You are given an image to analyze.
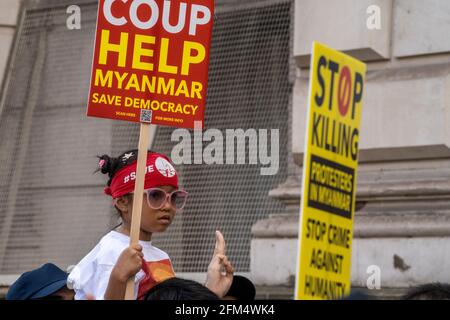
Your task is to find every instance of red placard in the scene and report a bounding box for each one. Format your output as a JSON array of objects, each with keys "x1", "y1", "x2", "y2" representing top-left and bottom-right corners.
[{"x1": 86, "y1": 0, "x2": 214, "y2": 129}]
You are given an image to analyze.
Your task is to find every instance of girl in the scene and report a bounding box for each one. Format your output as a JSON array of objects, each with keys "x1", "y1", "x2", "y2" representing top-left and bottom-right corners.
[{"x1": 67, "y1": 150, "x2": 188, "y2": 300}]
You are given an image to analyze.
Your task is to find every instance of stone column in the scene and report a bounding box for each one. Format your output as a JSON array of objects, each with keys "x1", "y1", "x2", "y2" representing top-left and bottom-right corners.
[{"x1": 251, "y1": 0, "x2": 450, "y2": 293}]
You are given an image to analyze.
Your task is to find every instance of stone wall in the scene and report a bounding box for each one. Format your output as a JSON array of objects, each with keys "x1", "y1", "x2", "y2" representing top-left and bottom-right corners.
[{"x1": 251, "y1": 0, "x2": 450, "y2": 296}]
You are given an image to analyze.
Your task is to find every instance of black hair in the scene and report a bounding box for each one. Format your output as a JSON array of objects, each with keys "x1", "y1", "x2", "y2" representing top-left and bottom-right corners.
[
  {"x1": 224, "y1": 275, "x2": 256, "y2": 300},
  {"x1": 402, "y1": 283, "x2": 450, "y2": 300},
  {"x1": 145, "y1": 278, "x2": 219, "y2": 300},
  {"x1": 96, "y1": 149, "x2": 143, "y2": 227},
  {"x1": 96, "y1": 149, "x2": 140, "y2": 187}
]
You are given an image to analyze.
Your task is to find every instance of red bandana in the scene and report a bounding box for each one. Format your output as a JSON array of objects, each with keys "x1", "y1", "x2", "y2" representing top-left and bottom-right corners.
[{"x1": 104, "y1": 153, "x2": 179, "y2": 198}]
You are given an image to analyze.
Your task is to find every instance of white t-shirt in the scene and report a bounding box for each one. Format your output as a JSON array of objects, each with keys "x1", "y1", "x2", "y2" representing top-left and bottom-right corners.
[{"x1": 67, "y1": 231, "x2": 175, "y2": 300}]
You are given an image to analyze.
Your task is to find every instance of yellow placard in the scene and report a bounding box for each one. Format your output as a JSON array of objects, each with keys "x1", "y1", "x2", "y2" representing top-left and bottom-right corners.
[{"x1": 295, "y1": 42, "x2": 366, "y2": 300}]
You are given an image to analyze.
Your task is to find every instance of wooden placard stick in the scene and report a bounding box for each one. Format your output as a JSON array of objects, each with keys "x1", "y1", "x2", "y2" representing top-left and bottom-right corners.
[{"x1": 124, "y1": 123, "x2": 151, "y2": 300}]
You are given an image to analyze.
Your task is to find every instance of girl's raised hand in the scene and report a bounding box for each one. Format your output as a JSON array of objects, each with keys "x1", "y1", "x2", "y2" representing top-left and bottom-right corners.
[{"x1": 205, "y1": 230, "x2": 234, "y2": 298}]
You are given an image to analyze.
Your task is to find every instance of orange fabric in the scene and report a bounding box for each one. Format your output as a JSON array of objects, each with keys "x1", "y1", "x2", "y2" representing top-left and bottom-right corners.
[{"x1": 137, "y1": 259, "x2": 175, "y2": 300}]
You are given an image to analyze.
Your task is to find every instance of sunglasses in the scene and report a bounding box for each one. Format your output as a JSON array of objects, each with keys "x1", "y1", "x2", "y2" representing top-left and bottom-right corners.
[{"x1": 144, "y1": 188, "x2": 188, "y2": 210}]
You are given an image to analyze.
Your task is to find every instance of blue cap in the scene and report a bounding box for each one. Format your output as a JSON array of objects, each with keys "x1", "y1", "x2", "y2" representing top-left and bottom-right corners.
[{"x1": 6, "y1": 263, "x2": 68, "y2": 300}]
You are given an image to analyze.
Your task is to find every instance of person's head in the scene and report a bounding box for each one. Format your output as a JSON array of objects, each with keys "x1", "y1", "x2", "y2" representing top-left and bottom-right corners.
[
  {"x1": 145, "y1": 277, "x2": 219, "y2": 300},
  {"x1": 403, "y1": 283, "x2": 450, "y2": 300},
  {"x1": 98, "y1": 150, "x2": 187, "y2": 237},
  {"x1": 6, "y1": 263, "x2": 74, "y2": 300},
  {"x1": 223, "y1": 275, "x2": 256, "y2": 300}
]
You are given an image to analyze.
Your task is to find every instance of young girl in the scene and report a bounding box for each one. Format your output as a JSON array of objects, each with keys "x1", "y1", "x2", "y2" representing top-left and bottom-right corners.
[{"x1": 67, "y1": 150, "x2": 188, "y2": 300}]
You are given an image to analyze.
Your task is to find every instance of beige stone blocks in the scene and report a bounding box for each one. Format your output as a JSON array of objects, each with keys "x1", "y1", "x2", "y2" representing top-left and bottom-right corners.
[{"x1": 294, "y1": 0, "x2": 392, "y2": 66}]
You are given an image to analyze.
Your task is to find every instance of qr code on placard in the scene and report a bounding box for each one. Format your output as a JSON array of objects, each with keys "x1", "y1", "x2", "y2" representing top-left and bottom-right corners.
[{"x1": 140, "y1": 109, "x2": 152, "y2": 123}]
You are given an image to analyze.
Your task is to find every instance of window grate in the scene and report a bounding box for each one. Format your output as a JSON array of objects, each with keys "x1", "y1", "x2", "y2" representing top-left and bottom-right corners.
[{"x1": 0, "y1": 0, "x2": 292, "y2": 274}]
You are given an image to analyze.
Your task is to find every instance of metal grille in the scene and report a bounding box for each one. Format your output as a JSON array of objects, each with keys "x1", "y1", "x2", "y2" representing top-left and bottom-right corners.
[
  {"x1": 152, "y1": 0, "x2": 293, "y2": 272},
  {"x1": 0, "y1": 2, "x2": 114, "y2": 273},
  {"x1": 0, "y1": 0, "x2": 292, "y2": 274}
]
